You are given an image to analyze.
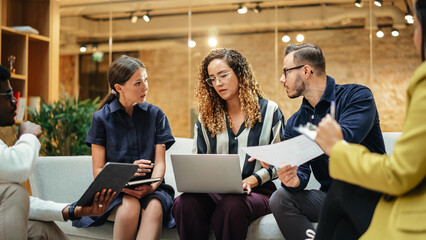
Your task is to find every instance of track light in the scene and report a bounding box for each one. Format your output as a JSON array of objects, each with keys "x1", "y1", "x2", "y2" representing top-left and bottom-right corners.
[
  {"x1": 354, "y1": 0, "x2": 362, "y2": 8},
  {"x1": 80, "y1": 44, "x2": 87, "y2": 53},
  {"x1": 143, "y1": 11, "x2": 151, "y2": 22},
  {"x1": 405, "y1": 14, "x2": 414, "y2": 24},
  {"x1": 237, "y1": 4, "x2": 248, "y2": 14},
  {"x1": 374, "y1": 0, "x2": 382, "y2": 7},
  {"x1": 253, "y1": 4, "x2": 262, "y2": 14},
  {"x1": 208, "y1": 37, "x2": 218, "y2": 47},
  {"x1": 130, "y1": 13, "x2": 138, "y2": 23},
  {"x1": 391, "y1": 29, "x2": 399, "y2": 37},
  {"x1": 188, "y1": 39, "x2": 196, "y2": 48},
  {"x1": 376, "y1": 30, "x2": 384, "y2": 38},
  {"x1": 296, "y1": 34, "x2": 304, "y2": 42},
  {"x1": 92, "y1": 43, "x2": 98, "y2": 52},
  {"x1": 281, "y1": 35, "x2": 290, "y2": 43}
]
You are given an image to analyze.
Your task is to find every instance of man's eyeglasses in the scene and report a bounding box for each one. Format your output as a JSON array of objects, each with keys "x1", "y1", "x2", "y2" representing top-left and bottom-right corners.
[
  {"x1": 205, "y1": 71, "x2": 233, "y2": 87},
  {"x1": 0, "y1": 90, "x2": 14, "y2": 101},
  {"x1": 283, "y1": 65, "x2": 306, "y2": 78}
]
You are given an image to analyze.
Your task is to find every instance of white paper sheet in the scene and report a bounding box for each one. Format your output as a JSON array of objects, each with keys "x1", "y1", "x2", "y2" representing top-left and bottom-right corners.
[{"x1": 242, "y1": 135, "x2": 324, "y2": 168}]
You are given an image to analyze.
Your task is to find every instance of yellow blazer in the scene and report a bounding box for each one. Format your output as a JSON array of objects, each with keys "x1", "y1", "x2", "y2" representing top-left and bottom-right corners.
[{"x1": 329, "y1": 62, "x2": 426, "y2": 240}]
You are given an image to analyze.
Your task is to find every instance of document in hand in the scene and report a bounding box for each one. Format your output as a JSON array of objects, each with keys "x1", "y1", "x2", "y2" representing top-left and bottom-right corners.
[
  {"x1": 242, "y1": 135, "x2": 324, "y2": 168},
  {"x1": 76, "y1": 162, "x2": 138, "y2": 206}
]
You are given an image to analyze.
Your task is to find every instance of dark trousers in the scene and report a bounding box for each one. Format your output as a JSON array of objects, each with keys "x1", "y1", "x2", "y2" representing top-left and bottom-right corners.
[
  {"x1": 315, "y1": 180, "x2": 381, "y2": 240},
  {"x1": 269, "y1": 187, "x2": 326, "y2": 240},
  {"x1": 172, "y1": 192, "x2": 270, "y2": 240}
]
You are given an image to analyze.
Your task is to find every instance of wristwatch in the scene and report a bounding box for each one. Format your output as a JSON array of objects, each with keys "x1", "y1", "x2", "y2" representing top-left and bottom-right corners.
[{"x1": 68, "y1": 202, "x2": 81, "y2": 221}]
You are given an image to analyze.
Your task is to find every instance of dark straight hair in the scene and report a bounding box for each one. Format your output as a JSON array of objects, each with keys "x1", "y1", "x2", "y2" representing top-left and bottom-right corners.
[
  {"x1": 98, "y1": 55, "x2": 145, "y2": 110},
  {"x1": 416, "y1": 0, "x2": 426, "y2": 61},
  {"x1": 284, "y1": 43, "x2": 326, "y2": 75}
]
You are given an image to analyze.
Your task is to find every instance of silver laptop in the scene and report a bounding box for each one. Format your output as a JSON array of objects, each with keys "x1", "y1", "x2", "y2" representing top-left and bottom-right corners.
[{"x1": 171, "y1": 154, "x2": 245, "y2": 194}]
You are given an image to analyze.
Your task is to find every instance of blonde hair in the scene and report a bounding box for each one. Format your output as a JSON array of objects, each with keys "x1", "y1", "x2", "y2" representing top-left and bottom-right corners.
[{"x1": 195, "y1": 48, "x2": 264, "y2": 137}]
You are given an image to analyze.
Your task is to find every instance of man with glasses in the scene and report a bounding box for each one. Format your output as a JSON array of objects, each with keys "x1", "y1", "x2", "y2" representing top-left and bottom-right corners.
[
  {"x1": 0, "y1": 65, "x2": 115, "y2": 239},
  {"x1": 268, "y1": 43, "x2": 385, "y2": 240}
]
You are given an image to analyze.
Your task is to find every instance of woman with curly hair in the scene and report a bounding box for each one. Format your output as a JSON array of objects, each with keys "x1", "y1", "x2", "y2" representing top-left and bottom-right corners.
[{"x1": 172, "y1": 48, "x2": 285, "y2": 240}]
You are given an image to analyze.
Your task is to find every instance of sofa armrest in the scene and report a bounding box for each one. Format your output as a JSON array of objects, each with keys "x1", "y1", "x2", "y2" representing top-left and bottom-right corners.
[{"x1": 29, "y1": 156, "x2": 94, "y2": 204}]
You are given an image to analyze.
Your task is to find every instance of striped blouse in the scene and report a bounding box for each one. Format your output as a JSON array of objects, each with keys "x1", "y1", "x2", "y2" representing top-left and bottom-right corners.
[{"x1": 193, "y1": 98, "x2": 285, "y2": 185}]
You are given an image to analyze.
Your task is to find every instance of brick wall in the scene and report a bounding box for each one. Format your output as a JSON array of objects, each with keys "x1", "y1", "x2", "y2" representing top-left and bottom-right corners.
[{"x1": 59, "y1": 27, "x2": 419, "y2": 138}]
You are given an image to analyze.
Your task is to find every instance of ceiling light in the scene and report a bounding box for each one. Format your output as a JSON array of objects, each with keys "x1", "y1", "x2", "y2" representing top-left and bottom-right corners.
[
  {"x1": 188, "y1": 39, "x2": 196, "y2": 48},
  {"x1": 143, "y1": 12, "x2": 151, "y2": 22},
  {"x1": 208, "y1": 37, "x2": 218, "y2": 47},
  {"x1": 92, "y1": 43, "x2": 98, "y2": 52},
  {"x1": 354, "y1": 0, "x2": 362, "y2": 8},
  {"x1": 281, "y1": 35, "x2": 291, "y2": 43},
  {"x1": 405, "y1": 14, "x2": 414, "y2": 24},
  {"x1": 376, "y1": 30, "x2": 384, "y2": 38},
  {"x1": 296, "y1": 34, "x2": 304, "y2": 42},
  {"x1": 253, "y1": 4, "x2": 262, "y2": 14},
  {"x1": 80, "y1": 45, "x2": 87, "y2": 53},
  {"x1": 130, "y1": 13, "x2": 138, "y2": 23},
  {"x1": 374, "y1": 0, "x2": 382, "y2": 7},
  {"x1": 391, "y1": 29, "x2": 399, "y2": 37},
  {"x1": 238, "y1": 4, "x2": 248, "y2": 14}
]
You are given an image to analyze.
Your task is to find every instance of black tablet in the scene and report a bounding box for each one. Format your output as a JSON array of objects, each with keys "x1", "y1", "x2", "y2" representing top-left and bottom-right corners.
[{"x1": 76, "y1": 162, "x2": 138, "y2": 206}]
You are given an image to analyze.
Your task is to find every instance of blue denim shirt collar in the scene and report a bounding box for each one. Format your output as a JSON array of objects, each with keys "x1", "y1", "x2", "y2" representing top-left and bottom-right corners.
[
  {"x1": 110, "y1": 97, "x2": 149, "y2": 113},
  {"x1": 301, "y1": 75, "x2": 336, "y2": 109}
]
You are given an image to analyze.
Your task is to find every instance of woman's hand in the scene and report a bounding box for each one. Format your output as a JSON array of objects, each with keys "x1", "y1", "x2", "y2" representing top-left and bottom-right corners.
[
  {"x1": 121, "y1": 184, "x2": 154, "y2": 199},
  {"x1": 133, "y1": 159, "x2": 154, "y2": 177},
  {"x1": 248, "y1": 157, "x2": 269, "y2": 169},
  {"x1": 242, "y1": 175, "x2": 259, "y2": 195},
  {"x1": 315, "y1": 115, "x2": 344, "y2": 156}
]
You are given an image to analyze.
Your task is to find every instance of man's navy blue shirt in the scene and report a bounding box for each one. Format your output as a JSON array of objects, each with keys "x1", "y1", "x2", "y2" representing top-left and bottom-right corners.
[{"x1": 284, "y1": 76, "x2": 386, "y2": 192}]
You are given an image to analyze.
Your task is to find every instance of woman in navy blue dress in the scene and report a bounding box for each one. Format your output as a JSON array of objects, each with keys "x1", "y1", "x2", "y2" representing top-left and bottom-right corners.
[{"x1": 74, "y1": 55, "x2": 175, "y2": 240}]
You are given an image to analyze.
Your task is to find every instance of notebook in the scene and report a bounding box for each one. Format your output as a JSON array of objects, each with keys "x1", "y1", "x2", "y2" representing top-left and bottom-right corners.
[
  {"x1": 76, "y1": 162, "x2": 138, "y2": 206},
  {"x1": 170, "y1": 154, "x2": 245, "y2": 194},
  {"x1": 125, "y1": 177, "x2": 162, "y2": 189}
]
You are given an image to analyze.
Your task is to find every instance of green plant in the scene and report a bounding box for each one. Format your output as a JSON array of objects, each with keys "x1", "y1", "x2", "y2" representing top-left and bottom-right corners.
[{"x1": 29, "y1": 94, "x2": 99, "y2": 156}]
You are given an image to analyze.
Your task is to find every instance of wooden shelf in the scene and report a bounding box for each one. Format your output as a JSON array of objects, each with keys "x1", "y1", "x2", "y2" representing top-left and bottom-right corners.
[
  {"x1": 1, "y1": 0, "x2": 56, "y2": 122},
  {"x1": 10, "y1": 73, "x2": 26, "y2": 80},
  {"x1": 1, "y1": 26, "x2": 26, "y2": 36},
  {"x1": 29, "y1": 34, "x2": 50, "y2": 43}
]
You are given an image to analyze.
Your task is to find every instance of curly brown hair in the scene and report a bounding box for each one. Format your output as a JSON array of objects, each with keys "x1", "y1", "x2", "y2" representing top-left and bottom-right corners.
[{"x1": 195, "y1": 48, "x2": 264, "y2": 137}]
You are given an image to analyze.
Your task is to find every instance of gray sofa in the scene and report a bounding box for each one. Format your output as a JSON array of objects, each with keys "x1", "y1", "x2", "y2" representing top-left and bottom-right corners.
[{"x1": 29, "y1": 133, "x2": 401, "y2": 240}]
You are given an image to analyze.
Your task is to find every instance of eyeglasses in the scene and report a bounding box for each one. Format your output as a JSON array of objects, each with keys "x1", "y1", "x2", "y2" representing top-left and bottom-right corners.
[
  {"x1": 0, "y1": 89, "x2": 14, "y2": 102},
  {"x1": 283, "y1": 65, "x2": 306, "y2": 78},
  {"x1": 205, "y1": 71, "x2": 233, "y2": 87}
]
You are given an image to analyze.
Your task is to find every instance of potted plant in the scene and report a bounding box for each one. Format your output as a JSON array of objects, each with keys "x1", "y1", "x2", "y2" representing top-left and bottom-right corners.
[{"x1": 29, "y1": 94, "x2": 99, "y2": 156}]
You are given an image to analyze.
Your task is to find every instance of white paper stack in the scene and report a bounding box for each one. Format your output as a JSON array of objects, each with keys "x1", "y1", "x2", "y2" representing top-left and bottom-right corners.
[{"x1": 10, "y1": 26, "x2": 39, "y2": 35}]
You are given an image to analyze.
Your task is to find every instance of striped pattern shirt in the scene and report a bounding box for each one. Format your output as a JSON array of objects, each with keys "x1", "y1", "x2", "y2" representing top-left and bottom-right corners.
[{"x1": 193, "y1": 98, "x2": 285, "y2": 185}]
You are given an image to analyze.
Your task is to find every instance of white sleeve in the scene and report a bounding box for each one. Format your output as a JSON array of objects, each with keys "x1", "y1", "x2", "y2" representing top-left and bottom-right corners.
[
  {"x1": 29, "y1": 196, "x2": 68, "y2": 222},
  {"x1": 0, "y1": 134, "x2": 40, "y2": 183}
]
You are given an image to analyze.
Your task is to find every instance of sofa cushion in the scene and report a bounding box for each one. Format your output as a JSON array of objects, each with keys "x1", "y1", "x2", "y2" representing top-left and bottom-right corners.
[{"x1": 30, "y1": 134, "x2": 400, "y2": 239}]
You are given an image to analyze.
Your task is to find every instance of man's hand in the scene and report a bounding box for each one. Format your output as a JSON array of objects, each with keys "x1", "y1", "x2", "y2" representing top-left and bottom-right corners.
[
  {"x1": 66, "y1": 189, "x2": 116, "y2": 220},
  {"x1": 133, "y1": 159, "x2": 154, "y2": 177},
  {"x1": 277, "y1": 165, "x2": 300, "y2": 188},
  {"x1": 17, "y1": 121, "x2": 42, "y2": 139},
  {"x1": 121, "y1": 184, "x2": 154, "y2": 199}
]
